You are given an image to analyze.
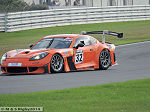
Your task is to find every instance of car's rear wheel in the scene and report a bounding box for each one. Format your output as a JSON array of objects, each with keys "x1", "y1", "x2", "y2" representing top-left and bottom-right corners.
[
  {"x1": 50, "y1": 54, "x2": 64, "y2": 73},
  {"x1": 99, "y1": 49, "x2": 111, "y2": 70}
]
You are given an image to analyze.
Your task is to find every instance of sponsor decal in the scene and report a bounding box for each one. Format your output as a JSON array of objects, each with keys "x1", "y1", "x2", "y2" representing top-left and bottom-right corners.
[
  {"x1": 64, "y1": 37, "x2": 73, "y2": 41},
  {"x1": 70, "y1": 50, "x2": 74, "y2": 56}
]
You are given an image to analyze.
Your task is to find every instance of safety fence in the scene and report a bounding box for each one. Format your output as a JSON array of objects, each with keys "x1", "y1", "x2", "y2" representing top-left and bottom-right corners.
[{"x1": 0, "y1": 5, "x2": 150, "y2": 32}]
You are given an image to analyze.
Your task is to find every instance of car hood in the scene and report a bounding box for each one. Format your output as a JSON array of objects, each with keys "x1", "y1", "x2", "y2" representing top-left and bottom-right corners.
[{"x1": 6, "y1": 49, "x2": 51, "y2": 59}]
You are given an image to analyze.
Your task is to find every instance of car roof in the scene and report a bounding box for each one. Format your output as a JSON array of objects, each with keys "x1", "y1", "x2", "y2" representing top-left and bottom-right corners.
[{"x1": 43, "y1": 34, "x2": 87, "y2": 39}]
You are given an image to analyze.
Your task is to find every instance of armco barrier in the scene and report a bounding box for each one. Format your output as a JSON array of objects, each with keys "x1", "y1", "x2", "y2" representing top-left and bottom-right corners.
[
  {"x1": 0, "y1": 5, "x2": 150, "y2": 32},
  {"x1": 0, "y1": 13, "x2": 5, "y2": 32}
]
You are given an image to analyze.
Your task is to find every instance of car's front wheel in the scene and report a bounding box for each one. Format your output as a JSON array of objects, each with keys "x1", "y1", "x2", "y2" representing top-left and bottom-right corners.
[
  {"x1": 99, "y1": 49, "x2": 111, "y2": 70},
  {"x1": 50, "y1": 54, "x2": 64, "y2": 73}
]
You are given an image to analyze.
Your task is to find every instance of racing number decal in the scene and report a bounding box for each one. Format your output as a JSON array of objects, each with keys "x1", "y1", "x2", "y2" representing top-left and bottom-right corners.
[{"x1": 75, "y1": 50, "x2": 83, "y2": 64}]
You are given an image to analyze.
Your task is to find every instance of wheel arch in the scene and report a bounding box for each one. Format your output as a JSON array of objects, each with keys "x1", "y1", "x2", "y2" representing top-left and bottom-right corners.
[
  {"x1": 50, "y1": 53, "x2": 65, "y2": 73},
  {"x1": 99, "y1": 48, "x2": 111, "y2": 61},
  {"x1": 98, "y1": 48, "x2": 112, "y2": 70}
]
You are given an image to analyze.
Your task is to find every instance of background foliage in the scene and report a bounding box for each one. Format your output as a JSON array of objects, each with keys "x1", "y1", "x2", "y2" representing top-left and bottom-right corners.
[{"x1": 0, "y1": 0, "x2": 49, "y2": 13}]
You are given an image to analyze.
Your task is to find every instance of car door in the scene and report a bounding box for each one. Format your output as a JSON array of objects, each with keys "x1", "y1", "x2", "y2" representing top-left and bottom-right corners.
[{"x1": 72, "y1": 36, "x2": 96, "y2": 69}]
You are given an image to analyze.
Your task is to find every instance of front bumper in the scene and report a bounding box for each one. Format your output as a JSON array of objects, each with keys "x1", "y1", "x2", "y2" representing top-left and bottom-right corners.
[{"x1": 1, "y1": 58, "x2": 50, "y2": 74}]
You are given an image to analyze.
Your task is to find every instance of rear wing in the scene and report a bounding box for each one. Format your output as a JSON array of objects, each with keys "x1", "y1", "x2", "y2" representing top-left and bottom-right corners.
[{"x1": 80, "y1": 30, "x2": 123, "y2": 44}]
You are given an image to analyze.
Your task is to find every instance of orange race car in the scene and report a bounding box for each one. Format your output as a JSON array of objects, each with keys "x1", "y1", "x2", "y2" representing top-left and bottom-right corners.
[{"x1": 1, "y1": 31, "x2": 123, "y2": 74}]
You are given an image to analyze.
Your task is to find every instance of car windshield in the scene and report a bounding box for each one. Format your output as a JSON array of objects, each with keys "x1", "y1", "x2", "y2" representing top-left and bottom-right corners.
[{"x1": 32, "y1": 37, "x2": 73, "y2": 49}]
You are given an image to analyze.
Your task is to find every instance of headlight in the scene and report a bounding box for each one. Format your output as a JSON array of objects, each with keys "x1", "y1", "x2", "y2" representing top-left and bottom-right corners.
[
  {"x1": 29, "y1": 52, "x2": 49, "y2": 61},
  {"x1": 1, "y1": 53, "x2": 7, "y2": 64}
]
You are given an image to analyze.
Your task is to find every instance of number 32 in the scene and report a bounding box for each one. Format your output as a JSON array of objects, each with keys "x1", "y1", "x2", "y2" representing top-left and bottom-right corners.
[{"x1": 75, "y1": 52, "x2": 83, "y2": 64}]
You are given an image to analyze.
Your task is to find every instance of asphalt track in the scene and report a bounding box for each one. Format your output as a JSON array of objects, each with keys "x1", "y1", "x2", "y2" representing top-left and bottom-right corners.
[{"x1": 0, "y1": 41, "x2": 150, "y2": 94}]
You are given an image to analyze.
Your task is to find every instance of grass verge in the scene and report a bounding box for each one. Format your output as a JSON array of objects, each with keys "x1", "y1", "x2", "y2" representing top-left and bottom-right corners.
[
  {"x1": 0, "y1": 20, "x2": 150, "y2": 57},
  {"x1": 0, "y1": 78, "x2": 150, "y2": 112}
]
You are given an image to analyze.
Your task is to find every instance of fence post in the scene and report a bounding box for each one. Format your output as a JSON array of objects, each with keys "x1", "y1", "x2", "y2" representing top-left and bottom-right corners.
[{"x1": 4, "y1": 12, "x2": 8, "y2": 33}]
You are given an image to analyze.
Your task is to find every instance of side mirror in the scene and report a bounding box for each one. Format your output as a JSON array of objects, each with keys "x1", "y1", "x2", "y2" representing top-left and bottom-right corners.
[
  {"x1": 75, "y1": 42, "x2": 84, "y2": 49},
  {"x1": 29, "y1": 44, "x2": 34, "y2": 48}
]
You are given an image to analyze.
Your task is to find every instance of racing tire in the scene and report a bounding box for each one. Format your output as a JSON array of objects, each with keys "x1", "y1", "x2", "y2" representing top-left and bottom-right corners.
[
  {"x1": 50, "y1": 54, "x2": 64, "y2": 73},
  {"x1": 99, "y1": 49, "x2": 111, "y2": 70}
]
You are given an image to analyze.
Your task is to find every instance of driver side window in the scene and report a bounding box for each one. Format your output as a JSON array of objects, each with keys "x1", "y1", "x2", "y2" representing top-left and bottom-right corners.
[{"x1": 73, "y1": 37, "x2": 91, "y2": 48}]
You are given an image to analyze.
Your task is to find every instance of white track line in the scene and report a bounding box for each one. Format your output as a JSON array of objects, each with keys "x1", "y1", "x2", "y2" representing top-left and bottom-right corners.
[{"x1": 116, "y1": 41, "x2": 150, "y2": 48}]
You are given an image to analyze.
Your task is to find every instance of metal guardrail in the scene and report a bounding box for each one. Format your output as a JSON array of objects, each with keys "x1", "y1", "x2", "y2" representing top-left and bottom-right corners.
[
  {"x1": 0, "y1": 14, "x2": 5, "y2": 32},
  {"x1": 0, "y1": 5, "x2": 150, "y2": 32}
]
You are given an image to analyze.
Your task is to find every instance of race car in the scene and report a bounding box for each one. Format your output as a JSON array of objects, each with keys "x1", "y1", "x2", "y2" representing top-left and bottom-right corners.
[{"x1": 1, "y1": 30, "x2": 123, "y2": 74}]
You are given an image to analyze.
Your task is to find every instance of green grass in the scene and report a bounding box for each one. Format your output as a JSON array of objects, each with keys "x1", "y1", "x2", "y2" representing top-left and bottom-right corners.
[
  {"x1": 0, "y1": 78, "x2": 150, "y2": 112},
  {"x1": 0, "y1": 20, "x2": 150, "y2": 58}
]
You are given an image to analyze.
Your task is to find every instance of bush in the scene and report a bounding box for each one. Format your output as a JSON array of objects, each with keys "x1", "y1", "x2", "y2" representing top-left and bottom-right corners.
[
  {"x1": 0, "y1": 0, "x2": 49, "y2": 13},
  {"x1": 27, "y1": 4, "x2": 49, "y2": 11},
  {"x1": 0, "y1": 0, "x2": 28, "y2": 13}
]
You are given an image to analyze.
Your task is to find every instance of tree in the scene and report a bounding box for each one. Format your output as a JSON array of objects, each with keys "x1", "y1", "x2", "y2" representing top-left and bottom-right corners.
[{"x1": 0, "y1": 0, "x2": 28, "y2": 13}]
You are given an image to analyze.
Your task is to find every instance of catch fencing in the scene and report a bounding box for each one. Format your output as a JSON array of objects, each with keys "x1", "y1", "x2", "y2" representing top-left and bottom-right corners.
[{"x1": 0, "y1": 5, "x2": 150, "y2": 32}]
